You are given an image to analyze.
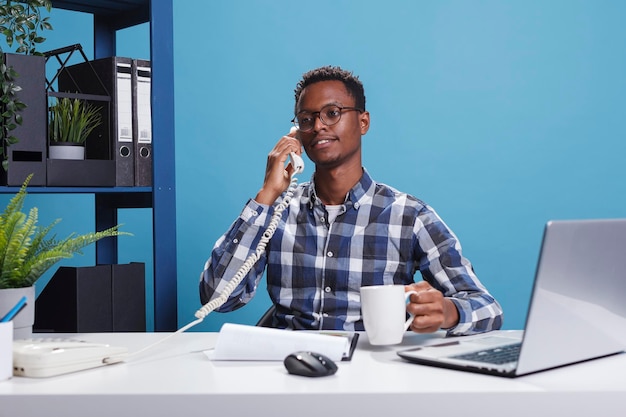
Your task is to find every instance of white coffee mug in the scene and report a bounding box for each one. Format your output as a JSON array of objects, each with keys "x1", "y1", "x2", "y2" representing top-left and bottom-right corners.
[{"x1": 360, "y1": 285, "x2": 418, "y2": 346}]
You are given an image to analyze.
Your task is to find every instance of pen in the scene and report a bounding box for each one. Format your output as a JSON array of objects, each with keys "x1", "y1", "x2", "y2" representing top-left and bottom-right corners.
[{"x1": 0, "y1": 296, "x2": 28, "y2": 322}]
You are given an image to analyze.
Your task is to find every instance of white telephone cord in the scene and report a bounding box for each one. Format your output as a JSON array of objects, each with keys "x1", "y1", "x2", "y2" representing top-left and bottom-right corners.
[
  {"x1": 194, "y1": 175, "x2": 298, "y2": 319},
  {"x1": 114, "y1": 175, "x2": 300, "y2": 362}
]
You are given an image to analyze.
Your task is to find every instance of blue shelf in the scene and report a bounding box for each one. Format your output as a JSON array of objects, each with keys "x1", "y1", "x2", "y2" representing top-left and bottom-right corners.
[
  {"x1": 42, "y1": 1, "x2": 177, "y2": 331},
  {"x1": 0, "y1": 186, "x2": 152, "y2": 194}
]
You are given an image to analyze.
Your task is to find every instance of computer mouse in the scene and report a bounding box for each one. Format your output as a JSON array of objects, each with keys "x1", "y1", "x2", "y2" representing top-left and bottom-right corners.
[{"x1": 283, "y1": 351, "x2": 338, "y2": 377}]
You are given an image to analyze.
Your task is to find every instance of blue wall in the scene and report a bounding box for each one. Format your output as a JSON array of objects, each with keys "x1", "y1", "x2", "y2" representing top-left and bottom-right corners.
[
  {"x1": 4, "y1": 1, "x2": 625, "y2": 334},
  {"x1": 174, "y1": 0, "x2": 626, "y2": 332}
]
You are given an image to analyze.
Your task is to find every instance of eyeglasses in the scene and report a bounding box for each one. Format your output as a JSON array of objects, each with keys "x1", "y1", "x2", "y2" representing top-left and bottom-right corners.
[{"x1": 291, "y1": 104, "x2": 362, "y2": 132}]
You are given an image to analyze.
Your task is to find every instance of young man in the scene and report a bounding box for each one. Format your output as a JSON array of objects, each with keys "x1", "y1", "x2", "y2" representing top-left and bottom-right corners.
[{"x1": 200, "y1": 65, "x2": 503, "y2": 335}]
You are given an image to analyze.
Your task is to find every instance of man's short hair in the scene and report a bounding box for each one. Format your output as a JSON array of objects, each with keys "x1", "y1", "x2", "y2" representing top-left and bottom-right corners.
[{"x1": 294, "y1": 66, "x2": 366, "y2": 113}]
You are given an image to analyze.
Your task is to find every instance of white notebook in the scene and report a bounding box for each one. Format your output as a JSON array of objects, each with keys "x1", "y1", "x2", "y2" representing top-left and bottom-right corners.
[{"x1": 204, "y1": 323, "x2": 354, "y2": 362}]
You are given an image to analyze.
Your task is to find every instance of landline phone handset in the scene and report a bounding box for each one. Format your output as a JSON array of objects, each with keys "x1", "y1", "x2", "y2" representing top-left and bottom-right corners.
[{"x1": 120, "y1": 128, "x2": 305, "y2": 359}]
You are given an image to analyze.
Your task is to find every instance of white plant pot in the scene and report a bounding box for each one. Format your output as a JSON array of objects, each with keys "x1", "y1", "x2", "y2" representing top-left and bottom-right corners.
[
  {"x1": 0, "y1": 286, "x2": 35, "y2": 339},
  {"x1": 49, "y1": 144, "x2": 85, "y2": 160}
]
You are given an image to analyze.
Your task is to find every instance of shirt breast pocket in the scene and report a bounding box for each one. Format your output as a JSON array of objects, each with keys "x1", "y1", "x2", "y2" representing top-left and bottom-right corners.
[{"x1": 360, "y1": 238, "x2": 410, "y2": 281}]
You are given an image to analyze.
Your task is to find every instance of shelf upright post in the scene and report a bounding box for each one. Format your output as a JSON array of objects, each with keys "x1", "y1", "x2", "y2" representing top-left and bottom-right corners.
[
  {"x1": 150, "y1": 0, "x2": 178, "y2": 331},
  {"x1": 93, "y1": 15, "x2": 116, "y2": 59}
]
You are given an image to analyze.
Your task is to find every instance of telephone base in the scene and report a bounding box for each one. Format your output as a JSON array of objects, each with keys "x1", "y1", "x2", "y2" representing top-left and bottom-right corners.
[{"x1": 13, "y1": 338, "x2": 128, "y2": 378}]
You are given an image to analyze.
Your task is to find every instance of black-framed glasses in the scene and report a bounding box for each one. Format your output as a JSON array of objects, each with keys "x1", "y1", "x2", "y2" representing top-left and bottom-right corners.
[{"x1": 291, "y1": 104, "x2": 363, "y2": 132}]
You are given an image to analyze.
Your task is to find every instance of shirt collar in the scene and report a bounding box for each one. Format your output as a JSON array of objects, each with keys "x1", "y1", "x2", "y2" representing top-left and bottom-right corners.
[{"x1": 305, "y1": 169, "x2": 374, "y2": 210}]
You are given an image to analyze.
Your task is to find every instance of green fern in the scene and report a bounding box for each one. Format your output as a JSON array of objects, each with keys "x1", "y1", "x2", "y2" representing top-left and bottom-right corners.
[{"x1": 0, "y1": 174, "x2": 131, "y2": 289}]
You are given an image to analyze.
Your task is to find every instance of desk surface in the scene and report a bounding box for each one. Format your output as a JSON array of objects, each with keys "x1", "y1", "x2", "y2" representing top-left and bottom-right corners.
[{"x1": 1, "y1": 330, "x2": 625, "y2": 417}]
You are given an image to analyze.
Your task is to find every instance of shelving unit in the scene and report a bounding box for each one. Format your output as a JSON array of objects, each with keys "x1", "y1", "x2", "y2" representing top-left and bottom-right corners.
[{"x1": 0, "y1": 0, "x2": 177, "y2": 331}]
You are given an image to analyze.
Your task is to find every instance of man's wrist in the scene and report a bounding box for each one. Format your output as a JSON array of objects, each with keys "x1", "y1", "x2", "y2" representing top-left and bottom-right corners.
[
  {"x1": 442, "y1": 298, "x2": 460, "y2": 329},
  {"x1": 255, "y1": 188, "x2": 280, "y2": 205}
]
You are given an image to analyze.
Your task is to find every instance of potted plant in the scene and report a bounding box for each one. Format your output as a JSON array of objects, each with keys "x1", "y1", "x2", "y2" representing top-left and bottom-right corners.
[
  {"x1": 48, "y1": 97, "x2": 102, "y2": 160},
  {"x1": 0, "y1": 0, "x2": 52, "y2": 184},
  {"x1": 0, "y1": 174, "x2": 130, "y2": 338}
]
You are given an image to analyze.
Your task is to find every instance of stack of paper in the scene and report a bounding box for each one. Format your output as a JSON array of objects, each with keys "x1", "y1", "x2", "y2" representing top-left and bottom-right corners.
[{"x1": 205, "y1": 323, "x2": 350, "y2": 362}]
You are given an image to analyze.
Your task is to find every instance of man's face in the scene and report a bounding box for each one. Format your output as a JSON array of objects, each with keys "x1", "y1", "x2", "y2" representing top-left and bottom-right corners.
[{"x1": 295, "y1": 80, "x2": 370, "y2": 169}]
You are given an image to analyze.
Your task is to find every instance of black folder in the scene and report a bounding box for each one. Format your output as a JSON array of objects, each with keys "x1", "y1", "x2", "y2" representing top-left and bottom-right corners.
[{"x1": 133, "y1": 59, "x2": 152, "y2": 187}]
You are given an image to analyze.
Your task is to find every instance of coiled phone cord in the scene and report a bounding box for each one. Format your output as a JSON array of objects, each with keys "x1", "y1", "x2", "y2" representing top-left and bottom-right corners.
[
  {"x1": 113, "y1": 175, "x2": 301, "y2": 362},
  {"x1": 194, "y1": 175, "x2": 299, "y2": 320},
  {"x1": 109, "y1": 140, "x2": 304, "y2": 362}
]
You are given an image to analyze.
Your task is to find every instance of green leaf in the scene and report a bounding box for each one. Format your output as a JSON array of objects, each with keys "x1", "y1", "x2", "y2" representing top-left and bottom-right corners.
[{"x1": 0, "y1": 175, "x2": 132, "y2": 289}]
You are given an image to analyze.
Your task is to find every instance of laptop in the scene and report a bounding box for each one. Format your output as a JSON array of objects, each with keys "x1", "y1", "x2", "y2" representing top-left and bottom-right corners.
[{"x1": 397, "y1": 218, "x2": 626, "y2": 377}]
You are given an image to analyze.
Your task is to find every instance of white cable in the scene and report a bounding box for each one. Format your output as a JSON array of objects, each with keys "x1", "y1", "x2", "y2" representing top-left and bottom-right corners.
[
  {"x1": 118, "y1": 174, "x2": 300, "y2": 361},
  {"x1": 194, "y1": 175, "x2": 299, "y2": 319},
  {"x1": 103, "y1": 318, "x2": 203, "y2": 363}
]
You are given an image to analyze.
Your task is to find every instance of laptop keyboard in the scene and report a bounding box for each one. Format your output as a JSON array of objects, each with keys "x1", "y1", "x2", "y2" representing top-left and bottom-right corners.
[{"x1": 451, "y1": 343, "x2": 521, "y2": 365}]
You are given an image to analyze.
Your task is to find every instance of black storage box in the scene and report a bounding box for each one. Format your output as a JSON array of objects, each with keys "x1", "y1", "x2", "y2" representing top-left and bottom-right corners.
[
  {"x1": 46, "y1": 159, "x2": 116, "y2": 187},
  {"x1": 34, "y1": 263, "x2": 146, "y2": 332},
  {"x1": 1, "y1": 54, "x2": 47, "y2": 186}
]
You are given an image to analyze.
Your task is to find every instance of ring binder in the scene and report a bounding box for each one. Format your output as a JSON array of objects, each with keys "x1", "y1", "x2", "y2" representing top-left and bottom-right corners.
[{"x1": 133, "y1": 59, "x2": 152, "y2": 187}]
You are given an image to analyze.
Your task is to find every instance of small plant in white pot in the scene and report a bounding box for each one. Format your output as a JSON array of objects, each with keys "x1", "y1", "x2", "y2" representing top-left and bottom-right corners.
[
  {"x1": 48, "y1": 97, "x2": 102, "y2": 160},
  {"x1": 0, "y1": 174, "x2": 129, "y2": 338}
]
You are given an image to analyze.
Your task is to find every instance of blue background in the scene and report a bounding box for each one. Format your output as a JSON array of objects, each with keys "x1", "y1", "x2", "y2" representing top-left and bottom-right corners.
[{"x1": 3, "y1": 1, "x2": 625, "y2": 333}]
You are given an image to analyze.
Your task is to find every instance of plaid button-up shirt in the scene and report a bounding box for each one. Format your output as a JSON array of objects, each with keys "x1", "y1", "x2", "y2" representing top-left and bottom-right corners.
[{"x1": 200, "y1": 170, "x2": 503, "y2": 335}]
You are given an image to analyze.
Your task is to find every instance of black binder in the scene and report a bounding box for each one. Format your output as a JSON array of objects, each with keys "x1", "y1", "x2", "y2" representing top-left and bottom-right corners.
[
  {"x1": 133, "y1": 59, "x2": 152, "y2": 186},
  {"x1": 58, "y1": 57, "x2": 135, "y2": 186}
]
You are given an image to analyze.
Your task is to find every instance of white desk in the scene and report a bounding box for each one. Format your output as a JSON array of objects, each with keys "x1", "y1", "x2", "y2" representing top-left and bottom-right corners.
[{"x1": 1, "y1": 331, "x2": 625, "y2": 417}]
